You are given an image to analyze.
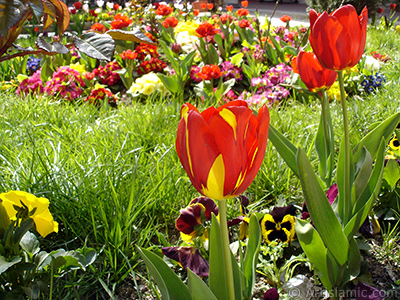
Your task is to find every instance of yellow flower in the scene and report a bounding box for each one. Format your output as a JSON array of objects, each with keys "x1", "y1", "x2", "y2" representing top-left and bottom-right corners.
[
  {"x1": 69, "y1": 62, "x2": 86, "y2": 75},
  {"x1": 101, "y1": 13, "x2": 110, "y2": 20},
  {"x1": 128, "y1": 72, "x2": 167, "y2": 96},
  {"x1": 174, "y1": 20, "x2": 200, "y2": 36},
  {"x1": 0, "y1": 191, "x2": 59, "y2": 237},
  {"x1": 396, "y1": 25, "x2": 400, "y2": 33},
  {"x1": 326, "y1": 81, "x2": 345, "y2": 102}
]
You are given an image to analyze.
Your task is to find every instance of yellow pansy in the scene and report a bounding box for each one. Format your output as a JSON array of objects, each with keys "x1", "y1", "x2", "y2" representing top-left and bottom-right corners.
[{"x1": 0, "y1": 191, "x2": 59, "y2": 237}]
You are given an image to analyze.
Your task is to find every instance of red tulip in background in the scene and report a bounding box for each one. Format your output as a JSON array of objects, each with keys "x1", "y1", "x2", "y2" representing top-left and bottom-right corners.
[
  {"x1": 176, "y1": 101, "x2": 270, "y2": 200},
  {"x1": 309, "y1": 4, "x2": 368, "y2": 71},
  {"x1": 293, "y1": 51, "x2": 338, "y2": 92}
]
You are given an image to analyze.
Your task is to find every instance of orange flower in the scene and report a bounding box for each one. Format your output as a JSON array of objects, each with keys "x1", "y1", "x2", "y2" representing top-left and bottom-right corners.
[
  {"x1": 113, "y1": 3, "x2": 119, "y2": 10},
  {"x1": 162, "y1": 16, "x2": 179, "y2": 28},
  {"x1": 241, "y1": 1, "x2": 248, "y2": 8},
  {"x1": 280, "y1": 15, "x2": 292, "y2": 22},
  {"x1": 309, "y1": 4, "x2": 368, "y2": 71},
  {"x1": 120, "y1": 49, "x2": 138, "y2": 60},
  {"x1": 195, "y1": 21, "x2": 217, "y2": 37},
  {"x1": 90, "y1": 22, "x2": 106, "y2": 33},
  {"x1": 193, "y1": 9, "x2": 200, "y2": 16},
  {"x1": 197, "y1": 64, "x2": 222, "y2": 80},
  {"x1": 226, "y1": 5, "x2": 233, "y2": 12},
  {"x1": 201, "y1": 2, "x2": 207, "y2": 9},
  {"x1": 293, "y1": 51, "x2": 337, "y2": 92},
  {"x1": 207, "y1": 3, "x2": 213, "y2": 10},
  {"x1": 156, "y1": 4, "x2": 174, "y2": 16},
  {"x1": 111, "y1": 14, "x2": 133, "y2": 30},
  {"x1": 176, "y1": 101, "x2": 270, "y2": 200},
  {"x1": 236, "y1": 8, "x2": 249, "y2": 17}
]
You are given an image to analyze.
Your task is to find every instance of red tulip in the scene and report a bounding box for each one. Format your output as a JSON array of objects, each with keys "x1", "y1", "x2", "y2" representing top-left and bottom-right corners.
[
  {"x1": 176, "y1": 101, "x2": 270, "y2": 200},
  {"x1": 309, "y1": 4, "x2": 368, "y2": 71},
  {"x1": 293, "y1": 51, "x2": 337, "y2": 92}
]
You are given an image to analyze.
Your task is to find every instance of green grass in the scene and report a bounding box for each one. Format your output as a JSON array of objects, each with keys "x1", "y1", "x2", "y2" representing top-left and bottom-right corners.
[{"x1": 1, "y1": 25, "x2": 400, "y2": 299}]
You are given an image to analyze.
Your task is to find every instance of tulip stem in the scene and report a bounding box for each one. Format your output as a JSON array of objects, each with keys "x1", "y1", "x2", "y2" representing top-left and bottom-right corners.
[
  {"x1": 338, "y1": 71, "x2": 351, "y2": 224},
  {"x1": 218, "y1": 199, "x2": 236, "y2": 300},
  {"x1": 321, "y1": 90, "x2": 334, "y2": 186}
]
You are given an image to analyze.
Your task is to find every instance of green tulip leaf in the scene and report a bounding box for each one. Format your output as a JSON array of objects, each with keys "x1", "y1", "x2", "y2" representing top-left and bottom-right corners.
[
  {"x1": 268, "y1": 124, "x2": 299, "y2": 177},
  {"x1": 352, "y1": 147, "x2": 373, "y2": 207},
  {"x1": 230, "y1": 52, "x2": 244, "y2": 67},
  {"x1": 137, "y1": 247, "x2": 192, "y2": 300},
  {"x1": 353, "y1": 112, "x2": 400, "y2": 162},
  {"x1": 295, "y1": 218, "x2": 331, "y2": 290},
  {"x1": 188, "y1": 269, "x2": 218, "y2": 300},
  {"x1": 209, "y1": 214, "x2": 228, "y2": 300},
  {"x1": 296, "y1": 148, "x2": 349, "y2": 266},
  {"x1": 230, "y1": 250, "x2": 243, "y2": 300},
  {"x1": 382, "y1": 159, "x2": 400, "y2": 190},
  {"x1": 242, "y1": 214, "x2": 261, "y2": 300},
  {"x1": 158, "y1": 74, "x2": 180, "y2": 94}
]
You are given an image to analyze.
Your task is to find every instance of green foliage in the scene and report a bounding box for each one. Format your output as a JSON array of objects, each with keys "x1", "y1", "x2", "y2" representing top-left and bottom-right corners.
[{"x1": 305, "y1": 0, "x2": 387, "y2": 14}]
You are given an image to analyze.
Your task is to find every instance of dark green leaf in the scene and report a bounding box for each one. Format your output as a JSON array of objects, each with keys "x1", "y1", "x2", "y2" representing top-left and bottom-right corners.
[
  {"x1": 20, "y1": 231, "x2": 40, "y2": 255},
  {"x1": 158, "y1": 74, "x2": 179, "y2": 94},
  {"x1": 74, "y1": 32, "x2": 115, "y2": 61},
  {"x1": 0, "y1": 256, "x2": 22, "y2": 274}
]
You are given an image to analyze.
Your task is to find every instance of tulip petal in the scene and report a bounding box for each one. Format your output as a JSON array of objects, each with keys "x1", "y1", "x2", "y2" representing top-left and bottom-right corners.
[{"x1": 202, "y1": 154, "x2": 225, "y2": 200}]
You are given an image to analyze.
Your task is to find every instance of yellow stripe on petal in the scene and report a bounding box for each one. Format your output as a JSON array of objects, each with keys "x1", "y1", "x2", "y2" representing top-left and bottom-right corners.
[
  {"x1": 219, "y1": 108, "x2": 237, "y2": 140},
  {"x1": 202, "y1": 154, "x2": 225, "y2": 200},
  {"x1": 184, "y1": 114, "x2": 194, "y2": 178}
]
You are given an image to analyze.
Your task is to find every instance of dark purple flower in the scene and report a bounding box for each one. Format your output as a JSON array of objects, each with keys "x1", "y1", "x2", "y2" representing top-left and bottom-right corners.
[
  {"x1": 354, "y1": 282, "x2": 385, "y2": 300},
  {"x1": 162, "y1": 246, "x2": 209, "y2": 277},
  {"x1": 264, "y1": 287, "x2": 279, "y2": 300}
]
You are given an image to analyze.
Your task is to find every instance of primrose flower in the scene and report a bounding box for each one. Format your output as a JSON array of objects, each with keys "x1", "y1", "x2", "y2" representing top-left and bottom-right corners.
[
  {"x1": 44, "y1": 66, "x2": 85, "y2": 101},
  {"x1": 128, "y1": 72, "x2": 167, "y2": 96},
  {"x1": 195, "y1": 21, "x2": 217, "y2": 37},
  {"x1": 17, "y1": 70, "x2": 43, "y2": 96},
  {"x1": 309, "y1": 4, "x2": 368, "y2": 70},
  {"x1": 361, "y1": 72, "x2": 386, "y2": 94},
  {"x1": 220, "y1": 61, "x2": 243, "y2": 82},
  {"x1": 156, "y1": 4, "x2": 173, "y2": 16},
  {"x1": 0, "y1": 191, "x2": 58, "y2": 237},
  {"x1": 111, "y1": 14, "x2": 133, "y2": 29},
  {"x1": 197, "y1": 65, "x2": 222, "y2": 80},
  {"x1": 261, "y1": 205, "x2": 296, "y2": 244},
  {"x1": 175, "y1": 101, "x2": 270, "y2": 200}
]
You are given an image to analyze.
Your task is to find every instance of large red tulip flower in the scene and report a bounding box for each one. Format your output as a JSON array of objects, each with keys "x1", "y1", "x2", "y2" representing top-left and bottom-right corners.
[
  {"x1": 293, "y1": 51, "x2": 338, "y2": 92},
  {"x1": 176, "y1": 100, "x2": 270, "y2": 200},
  {"x1": 309, "y1": 5, "x2": 368, "y2": 71}
]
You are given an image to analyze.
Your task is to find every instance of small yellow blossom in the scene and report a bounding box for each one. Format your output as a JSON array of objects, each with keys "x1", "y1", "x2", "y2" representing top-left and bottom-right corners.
[
  {"x1": 326, "y1": 81, "x2": 345, "y2": 102},
  {"x1": 174, "y1": 20, "x2": 200, "y2": 36},
  {"x1": 128, "y1": 72, "x2": 168, "y2": 96},
  {"x1": 0, "y1": 191, "x2": 59, "y2": 237},
  {"x1": 69, "y1": 62, "x2": 86, "y2": 75}
]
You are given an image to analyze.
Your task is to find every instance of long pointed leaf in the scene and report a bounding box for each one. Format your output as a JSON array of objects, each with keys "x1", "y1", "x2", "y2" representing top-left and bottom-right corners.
[
  {"x1": 296, "y1": 148, "x2": 349, "y2": 266},
  {"x1": 137, "y1": 247, "x2": 192, "y2": 300},
  {"x1": 242, "y1": 214, "x2": 261, "y2": 300},
  {"x1": 187, "y1": 269, "x2": 218, "y2": 300},
  {"x1": 353, "y1": 112, "x2": 400, "y2": 162},
  {"x1": 295, "y1": 219, "x2": 331, "y2": 290},
  {"x1": 268, "y1": 124, "x2": 299, "y2": 177}
]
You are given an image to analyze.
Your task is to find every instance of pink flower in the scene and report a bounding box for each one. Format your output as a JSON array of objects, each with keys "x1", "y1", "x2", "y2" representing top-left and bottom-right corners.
[
  {"x1": 17, "y1": 70, "x2": 43, "y2": 96},
  {"x1": 44, "y1": 66, "x2": 85, "y2": 101}
]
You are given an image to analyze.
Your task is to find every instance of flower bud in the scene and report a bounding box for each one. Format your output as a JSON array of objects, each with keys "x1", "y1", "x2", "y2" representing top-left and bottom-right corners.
[{"x1": 171, "y1": 43, "x2": 183, "y2": 54}]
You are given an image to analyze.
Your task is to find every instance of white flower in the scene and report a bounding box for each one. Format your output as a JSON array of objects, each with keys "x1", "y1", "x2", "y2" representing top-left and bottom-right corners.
[
  {"x1": 364, "y1": 55, "x2": 381, "y2": 72},
  {"x1": 106, "y1": 2, "x2": 114, "y2": 9},
  {"x1": 96, "y1": 0, "x2": 104, "y2": 7},
  {"x1": 95, "y1": 7, "x2": 102, "y2": 14},
  {"x1": 82, "y1": 3, "x2": 89, "y2": 12},
  {"x1": 176, "y1": 31, "x2": 199, "y2": 54}
]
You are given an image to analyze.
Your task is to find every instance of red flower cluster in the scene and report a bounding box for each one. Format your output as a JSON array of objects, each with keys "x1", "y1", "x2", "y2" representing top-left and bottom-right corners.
[
  {"x1": 239, "y1": 19, "x2": 251, "y2": 28},
  {"x1": 111, "y1": 14, "x2": 133, "y2": 30},
  {"x1": 156, "y1": 4, "x2": 173, "y2": 16},
  {"x1": 88, "y1": 61, "x2": 122, "y2": 86},
  {"x1": 162, "y1": 16, "x2": 179, "y2": 28},
  {"x1": 73, "y1": 1, "x2": 82, "y2": 9},
  {"x1": 90, "y1": 23, "x2": 106, "y2": 33},
  {"x1": 236, "y1": 8, "x2": 249, "y2": 17},
  {"x1": 134, "y1": 43, "x2": 159, "y2": 61},
  {"x1": 138, "y1": 57, "x2": 167, "y2": 75},
  {"x1": 89, "y1": 9, "x2": 97, "y2": 17},
  {"x1": 197, "y1": 65, "x2": 222, "y2": 80},
  {"x1": 371, "y1": 51, "x2": 391, "y2": 62},
  {"x1": 390, "y1": 3, "x2": 397, "y2": 10},
  {"x1": 120, "y1": 49, "x2": 138, "y2": 60},
  {"x1": 85, "y1": 88, "x2": 118, "y2": 107},
  {"x1": 196, "y1": 21, "x2": 217, "y2": 37}
]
